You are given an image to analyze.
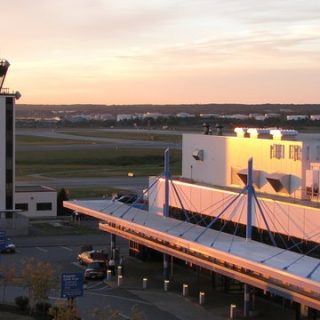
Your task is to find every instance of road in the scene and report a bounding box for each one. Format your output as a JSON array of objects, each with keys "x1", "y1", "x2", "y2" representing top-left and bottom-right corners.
[{"x1": 16, "y1": 176, "x2": 149, "y2": 193}]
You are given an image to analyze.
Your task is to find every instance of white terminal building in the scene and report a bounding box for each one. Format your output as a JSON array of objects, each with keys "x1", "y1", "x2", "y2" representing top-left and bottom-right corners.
[{"x1": 149, "y1": 127, "x2": 320, "y2": 243}]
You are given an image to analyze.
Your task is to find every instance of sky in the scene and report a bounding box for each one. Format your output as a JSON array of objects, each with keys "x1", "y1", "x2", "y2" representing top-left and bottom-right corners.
[{"x1": 1, "y1": 0, "x2": 320, "y2": 105}]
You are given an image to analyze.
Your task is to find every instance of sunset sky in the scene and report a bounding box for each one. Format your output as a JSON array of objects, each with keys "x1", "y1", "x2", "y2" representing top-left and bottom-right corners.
[{"x1": 1, "y1": 0, "x2": 320, "y2": 105}]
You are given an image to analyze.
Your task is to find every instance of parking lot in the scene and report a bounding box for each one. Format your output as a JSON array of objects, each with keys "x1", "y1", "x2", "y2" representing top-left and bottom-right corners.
[{"x1": 0, "y1": 232, "x2": 297, "y2": 320}]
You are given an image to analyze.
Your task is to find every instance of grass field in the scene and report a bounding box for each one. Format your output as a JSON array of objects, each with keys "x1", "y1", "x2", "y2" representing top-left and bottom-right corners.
[
  {"x1": 58, "y1": 129, "x2": 182, "y2": 143},
  {"x1": 16, "y1": 147, "x2": 181, "y2": 179}
]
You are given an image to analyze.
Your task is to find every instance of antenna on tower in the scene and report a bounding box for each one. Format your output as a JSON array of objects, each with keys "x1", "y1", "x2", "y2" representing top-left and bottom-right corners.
[{"x1": 0, "y1": 59, "x2": 10, "y2": 91}]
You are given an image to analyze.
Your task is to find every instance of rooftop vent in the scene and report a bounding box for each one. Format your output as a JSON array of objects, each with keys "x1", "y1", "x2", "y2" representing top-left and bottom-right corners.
[
  {"x1": 192, "y1": 149, "x2": 204, "y2": 161},
  {"x1": 215, "y1": 124, "x2": 223, "y2": 136},
  {"x1": 234, "y1": 127, "x2": 248, "y2": 138},
  {"x1": 270, "y1": 129, "x2": 298, "y2": 140},
  {"x1": 202, "y1": 123, "x2": 211, "y2": 135},
  {"x1": 234, "y1": 127, "x2": 299, "y2": 140}
]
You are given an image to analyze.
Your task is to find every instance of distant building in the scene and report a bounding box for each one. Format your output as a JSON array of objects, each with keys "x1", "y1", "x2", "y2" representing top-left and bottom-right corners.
[
  {"x1": 223, "y1": 114, "x2": 249, "y2": 120},
  {"x1": 310, "y1": 115, "x2": 320, "y2": 121},
  {"x1": 176, "y1": 112, "x2": 195, "y2": 118},
  {"x1": 143, "y1": 112, "x2": 169, "y2": 119},
  {"x1": 286, "y1": 115, "x2": 308, "y2": 121},
  {"x1": 93, "y1": 113, "x2": 114, "y2": 121},
  {"x1": 249, "y1": 113, "x2": 265, "y2": 121},
  {"x1": 199, "y1": 113, "x2": 220, "y2": 118},
  {"x1": 117, "y1": 114, "x2": 139, "y2": 122},
  {"x1": 265, "y1": 113, "x2": 281, "y2": 119}
]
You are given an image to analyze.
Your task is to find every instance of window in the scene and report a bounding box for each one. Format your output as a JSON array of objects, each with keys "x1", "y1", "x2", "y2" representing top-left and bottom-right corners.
[
  {"x1": 37, "y1": 202, "x2": 52, "y2": 211},
  {"x1": 15, "y1": 203, "x2": 29, "y2": 211},
  {"x1": 270, "y1": 144, "x2": 285, "y2": 159},
  {"x1": 289, "y1": 145, "x2": 302, "y2": 161}
]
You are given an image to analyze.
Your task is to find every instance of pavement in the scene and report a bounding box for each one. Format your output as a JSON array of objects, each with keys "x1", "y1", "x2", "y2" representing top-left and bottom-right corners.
[
  {"x1": 1, "y1": 255, "x2": 296, "y2": 320},
  {"x1": 2, "y1": 220, "x2": 297, "y2": 319},
  {"x1": 99, "y1": 256, "x2": 296, "y2": 320}
]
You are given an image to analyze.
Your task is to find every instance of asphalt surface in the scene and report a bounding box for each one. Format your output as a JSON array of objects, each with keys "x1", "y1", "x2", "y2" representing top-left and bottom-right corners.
[
  {"x1": 1, "y1": 222, "x2": 296, "y2": 320},
  {"x1": 16, "y1": 176, "x2": 149, "y2": 193},
  {"x1": 16, "y1": 128, "x2": 182, "y2": 151}
]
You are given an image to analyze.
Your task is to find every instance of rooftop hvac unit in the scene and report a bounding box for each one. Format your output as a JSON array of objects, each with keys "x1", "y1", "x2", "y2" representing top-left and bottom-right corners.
[
  {"x1": 192, "y1": 149, "x2": 204, "y2": 161},
  {"x1": 266, "y1": 173, "x2": 291, "y2": 193},
  {"x1": 237, "y1": 169, "x2": 263, "y2": 188}
]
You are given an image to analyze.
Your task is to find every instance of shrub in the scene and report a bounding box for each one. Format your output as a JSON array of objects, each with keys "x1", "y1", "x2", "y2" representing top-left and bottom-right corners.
[
  {"x1": 34, "y1": 301, "x2": 52, "y2": 316},
  {"x1": 15, "y1": 295, "x2": 29, "y2": 311}
]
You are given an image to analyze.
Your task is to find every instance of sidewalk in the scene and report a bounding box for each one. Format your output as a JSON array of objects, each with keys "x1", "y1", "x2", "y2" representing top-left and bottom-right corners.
[{"x1": 104, "y1": 256, "x2": 295, "y2": 320}]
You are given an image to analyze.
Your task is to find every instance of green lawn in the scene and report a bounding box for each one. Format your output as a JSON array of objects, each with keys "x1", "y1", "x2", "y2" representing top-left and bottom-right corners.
[{"x1": 16, "y1": 147, "x2": 181, "y2": 179}]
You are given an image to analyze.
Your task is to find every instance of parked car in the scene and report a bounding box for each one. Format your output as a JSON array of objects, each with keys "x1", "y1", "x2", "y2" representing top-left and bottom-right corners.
[
  {"x1": 77, "y1": 250, "x2": 108, "y2": 265},
  {"x1": 1, "y1": 238, "x2": 16, "y2": 253},
  {"x1": 84, "y1": 261, "x2": 107, "y2": 280},
  {"x1": 115, "y1": 193, "x2": 139, "y2": 204}
]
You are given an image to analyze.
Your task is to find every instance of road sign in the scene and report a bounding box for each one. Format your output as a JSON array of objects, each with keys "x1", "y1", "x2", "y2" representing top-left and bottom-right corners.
[
  {"x1": 0, "y1": 231, "x2": 6, "y2": 250},
  {"x1": 61, "y1": 272, "x2": 84, "y2": 299}
]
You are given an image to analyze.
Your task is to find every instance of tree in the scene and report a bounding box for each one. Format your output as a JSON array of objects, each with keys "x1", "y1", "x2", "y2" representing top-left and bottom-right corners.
[
  {"x1": 49, "y1": 300, "x2": 81, "y2": 320},
  {"x1": 57, "y1": 188, "x2": 69, "y2": 216},
  {"x1": 20, "y1": 258, "x2": 56, "y2": 308},
  {"x1": 0, "y1": 264, "x2": 16, "y2": 302}
]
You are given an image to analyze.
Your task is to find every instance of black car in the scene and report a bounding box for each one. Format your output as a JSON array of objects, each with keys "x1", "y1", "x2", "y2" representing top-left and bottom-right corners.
[
  {"x1": 84, "y1": 262, "x2": 107, "y2": 280},
  {"x1": 115, "y1": 193, "x2": 138, "y2": 204}
]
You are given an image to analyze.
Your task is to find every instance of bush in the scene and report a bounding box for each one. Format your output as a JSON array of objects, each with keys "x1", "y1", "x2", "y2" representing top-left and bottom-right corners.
[
  {"x1": 15, "y1": 295, "x2": 29, "y2": 311},
  {"x1": 34, "y1": 301, "x2": 52, "y2": 315}
]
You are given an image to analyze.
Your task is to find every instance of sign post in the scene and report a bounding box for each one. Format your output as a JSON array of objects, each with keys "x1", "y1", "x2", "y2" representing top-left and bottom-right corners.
[{"x1": 61, "y1": 272, "x2": 84, "y2": 299}]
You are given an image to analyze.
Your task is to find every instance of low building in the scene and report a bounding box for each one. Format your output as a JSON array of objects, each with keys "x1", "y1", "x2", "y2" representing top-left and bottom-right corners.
[
  {"x1": 222, "y1": 114, "x2": 250, "y2": 120},
  {"x1": 249, "y1": 113, "x2": 265, "y2": 121},
  {"x1": 15, "y1": 185, "x2": 57, "y2": 218},
  {"x1": 116, "y1": 114, "x2": 139, "y2": 122},
  {"x1": 176, "y1": 112, "x2": 195, "y2": 118},
  {"x1": 286, "y1": 115, "x2": 308, "y2": 121},
  {"x1": 265, "y1": 113, "x2": 281, "y2": 119},
  {"x1": 310, "y1": 115, "x2": 320, "y2": 121}
]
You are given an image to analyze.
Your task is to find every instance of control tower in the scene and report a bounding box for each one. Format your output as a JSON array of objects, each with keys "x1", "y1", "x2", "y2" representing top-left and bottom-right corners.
[{"x1": 0, "y1": 59, "x2": 19, "y2": 213}]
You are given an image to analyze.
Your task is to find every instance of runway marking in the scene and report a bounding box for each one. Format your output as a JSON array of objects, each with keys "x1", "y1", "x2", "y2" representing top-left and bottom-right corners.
[
  {"x1": 61, "y1": 246, "x2": 73, "y2": 252},
  {"x1": 36, "y1": 247, "x2": 48, "y2": 253},
  {"x1": 86, "y1": 282, "x2": 109, "y2": 290}
]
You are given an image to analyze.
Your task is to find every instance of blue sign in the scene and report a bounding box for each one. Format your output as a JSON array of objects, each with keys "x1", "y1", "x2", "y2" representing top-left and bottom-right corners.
[
  {"x1": 61, "y1": 272, "x2": 84, "y2": 299},
  {"x1": 0, "y1": 231, "x2": 6, "y2": 250}
]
